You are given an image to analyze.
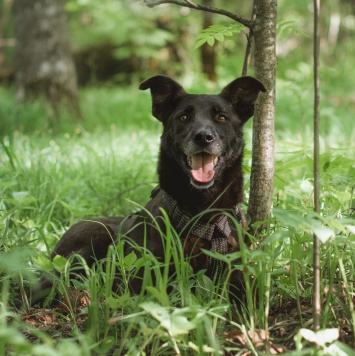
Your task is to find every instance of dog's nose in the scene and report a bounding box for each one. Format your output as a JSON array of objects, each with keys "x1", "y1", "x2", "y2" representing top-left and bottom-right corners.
[{"x1": 194, "y1": 131, "x2": 215, "y2": 144}]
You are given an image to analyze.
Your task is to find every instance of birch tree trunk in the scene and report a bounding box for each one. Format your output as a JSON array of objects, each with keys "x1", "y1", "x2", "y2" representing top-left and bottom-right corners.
[
  {"x1": 247, "y1": 0, "x2": 277, "y2": 226},
  {"x1": 13, "y1": 0, "x2": 81, "y2": 122}
]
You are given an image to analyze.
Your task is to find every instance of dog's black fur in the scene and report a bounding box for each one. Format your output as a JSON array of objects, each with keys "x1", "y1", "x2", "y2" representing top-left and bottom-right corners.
[{"x1": 30, "y1": 75, "x2": 266, "y2": 304}]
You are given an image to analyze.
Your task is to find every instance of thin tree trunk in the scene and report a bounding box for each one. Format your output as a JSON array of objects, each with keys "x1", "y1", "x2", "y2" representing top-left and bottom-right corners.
[
  {"x1": 241, "y1": 0, "x2": 257, "y2": 76},
  {"x1": 13, "y1": 0, "x2": 81, "y2": 122},
  {"x1": 247, "y1": 0, "x2": 277, "y2": 226},
  {"x1": 313, "y1": 0, "x2": 321, "y2": 331}
]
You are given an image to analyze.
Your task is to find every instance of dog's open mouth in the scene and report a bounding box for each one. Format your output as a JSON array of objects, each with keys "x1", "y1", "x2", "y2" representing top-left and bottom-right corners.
[{"x1": 187, "y1": 152, "x2": 219, "y2": 189}]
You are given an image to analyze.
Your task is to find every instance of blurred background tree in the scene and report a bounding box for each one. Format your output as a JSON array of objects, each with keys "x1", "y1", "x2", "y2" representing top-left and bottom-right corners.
[
  {"x1": 200, "y1": 0, "x2": 217, "y2": 82},
  {"x1": 12, "y1": 0, "x2": 81, "y2": 122}
]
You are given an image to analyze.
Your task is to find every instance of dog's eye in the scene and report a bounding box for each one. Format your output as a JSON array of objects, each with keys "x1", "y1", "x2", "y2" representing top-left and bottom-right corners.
[
  {"x1": 178, "y1": 114, "x2": 188, "y2": 122},
  {"x1": 216, "y1": 115, "x2": 227, "y2": 123}
]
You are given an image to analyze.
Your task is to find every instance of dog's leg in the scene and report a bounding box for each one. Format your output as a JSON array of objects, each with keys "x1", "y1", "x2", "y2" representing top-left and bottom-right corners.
[
  {"x1": 51, "y1": 217, "x2": 123, "y2": 263},
  {"x1": 27, "y1": 217, "x2": 124, "y2": 305}
]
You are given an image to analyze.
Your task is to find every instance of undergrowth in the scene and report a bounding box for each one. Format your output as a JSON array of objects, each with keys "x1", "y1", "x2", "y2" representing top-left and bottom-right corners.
[{"x1": 0, "y1": 82, "x2": 355, "y2": 354}]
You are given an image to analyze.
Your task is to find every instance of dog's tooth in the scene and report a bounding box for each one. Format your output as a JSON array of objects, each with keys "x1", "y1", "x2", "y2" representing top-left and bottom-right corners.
[{"x1": 213, "y1": 156, "x2": 218, "y2": 166}]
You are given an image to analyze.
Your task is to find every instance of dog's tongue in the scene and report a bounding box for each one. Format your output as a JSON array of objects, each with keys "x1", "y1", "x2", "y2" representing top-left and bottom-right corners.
[{"x1": 190, "y1": 153, "x2": 215, "y2": 183}]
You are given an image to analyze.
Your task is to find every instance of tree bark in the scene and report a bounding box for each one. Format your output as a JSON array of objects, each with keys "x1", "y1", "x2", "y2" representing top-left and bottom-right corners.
[
  {"x1": 12, "y1": 0, "x2": 81, "y2": 121},
  {"x1": 247, "y1": 0, "x2": 277, "y2": 226}
]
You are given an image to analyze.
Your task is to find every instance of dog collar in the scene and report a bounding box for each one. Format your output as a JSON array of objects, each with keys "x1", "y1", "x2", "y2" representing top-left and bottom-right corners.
[
  {"x1": 163, "y1": 191, "x2": 240, "y2": 239},
  {"x1": 152, "y1": 187, "x2": 243, "y2": 280}
]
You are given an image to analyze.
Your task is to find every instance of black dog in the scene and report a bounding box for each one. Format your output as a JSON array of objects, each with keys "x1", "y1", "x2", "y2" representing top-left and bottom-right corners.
[{"x1": 31, "y1": 75, "x2": 266, "y2": 304}]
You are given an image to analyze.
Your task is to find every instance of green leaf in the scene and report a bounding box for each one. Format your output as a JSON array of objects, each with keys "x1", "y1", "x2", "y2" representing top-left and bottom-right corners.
[
  {"x1": 36, "y1": 254, "x2": 53, "y2": 271},
  {"x1": 124, "y1": 251, "x2": 137, "y2": 268},
  {"x1": 214, "y1": 33, "x2": 224, "y2": 42},
  {"x1": 263, "y1": 230, "x2": 290, "y2": 244},
  {"x1": 273, "y1": 209, "x2": 307, "y2": 229},
  {"x1": 201, "y1": 248, "x2": 243, "y2": 263},
  {"x1": 163, "y1": 314, "x2": 195, "y2": 336},
  {"x1": 141, "y1": 301, "x2": 169, "y2": 321},
  {"x1": 273, "y1": 209, "x2": 338, "y2": 243},
  {"x1": 106, "y1": 293, "x2": 130, "y2": 309},
  {"x1": 206, "y1": 24, "x2": 225, "y2": 32},
  {"x1": 312, "y1": 225, "x2": 335, "y2": 243},
  {"x1": 297, "y1": 328, "x2": 339, "y2": 348},
  {"x1": 195, "y1": 38, "x2": 207, "y2": 49},
  {"x1": 206, "y1": 36, "x2": 215, "y2": 46},
  {"x1": 195, "y1": 23, "x2": 244, "y2": 48},
  {"x1": 249, "y1": 250, "x2": 270, "y2": 262},
  {"x1": 315, "y1": 328, "x2": 339, "y2": 345},
  {"x1": 52, "y1": 255, "x2": 69, "y2": 271},
  {"x1": 140, "y1": 302, "x2": 196, "y2": 336}
]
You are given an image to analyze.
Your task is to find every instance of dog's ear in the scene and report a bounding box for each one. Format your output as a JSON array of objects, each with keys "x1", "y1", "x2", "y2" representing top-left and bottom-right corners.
[
  {"x1": 220, "y1": 76, "x2": 266, "y2": 123},
  {"x1": 139, "y1": 75, "x2": 186, "y2": 122}
]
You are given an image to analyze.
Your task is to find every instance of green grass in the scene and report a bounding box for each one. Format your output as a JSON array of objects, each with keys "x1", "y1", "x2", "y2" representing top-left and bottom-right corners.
[{"x1": 1, "y1": 81, "x2": 355, "y2": 355}]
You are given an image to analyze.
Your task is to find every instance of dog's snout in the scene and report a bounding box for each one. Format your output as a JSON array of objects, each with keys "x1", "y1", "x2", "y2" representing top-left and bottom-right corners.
[{"x1": 194, "y1": 131, "x2": 215, "y2": 145}]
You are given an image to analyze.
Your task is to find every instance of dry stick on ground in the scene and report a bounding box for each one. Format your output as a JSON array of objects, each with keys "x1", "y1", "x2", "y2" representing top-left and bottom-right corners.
[
  {"x1": 144, "y1": 0, "x2": 276, "y2": 228},
  {"x1": 313, "y1": 0, "x2": 321, "y2": 331}
]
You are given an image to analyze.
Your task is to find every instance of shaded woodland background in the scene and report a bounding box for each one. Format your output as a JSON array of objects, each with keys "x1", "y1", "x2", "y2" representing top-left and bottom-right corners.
[{"x1": 1, "y1": 0, "x2": 355, "y2": 122}]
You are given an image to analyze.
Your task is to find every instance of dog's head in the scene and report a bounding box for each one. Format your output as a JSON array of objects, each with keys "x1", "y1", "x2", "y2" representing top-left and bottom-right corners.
[{"x1": 140, "y1": 75, "x2": 266, "y2": 191}]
